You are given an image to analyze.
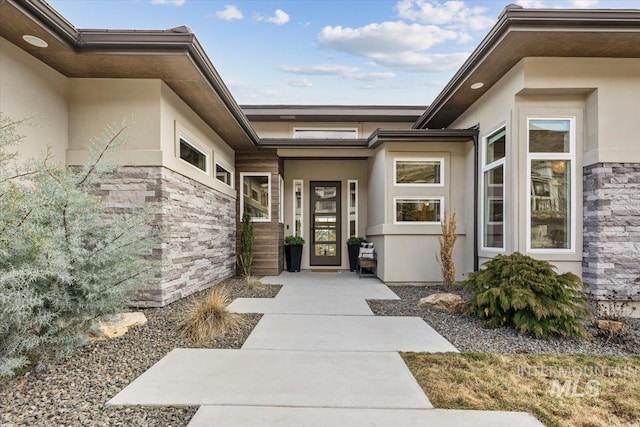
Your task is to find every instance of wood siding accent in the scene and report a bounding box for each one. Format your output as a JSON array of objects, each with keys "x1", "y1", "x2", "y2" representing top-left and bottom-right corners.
[{"x1": 236, "y1": 150, "x2": 285, "y2": 276}]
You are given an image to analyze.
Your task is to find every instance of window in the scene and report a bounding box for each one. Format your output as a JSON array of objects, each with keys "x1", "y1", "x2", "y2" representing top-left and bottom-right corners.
[
  {"x1": 394, "y1": 198, "x2": 442, "y2": 224},
  {"x1": 215, "y1": 163, "x2": 233, "y2": 187},
  {"x1": 482, "y1": 127, "x2": 506, "y2": 250},
  {"x1": 241, "y1": 173, "x2": 271, "y2": 222},
  {"x1": 394, "y1": 158, "x2": 443, "y2": 186},
  {"x1": 293, "y1": 128, "x2": 357, "y2": 139},
  {"x1": 293, "y1": 180, "x2": 303, "y2": 237},
  {"x1": 348, "y1": 180, "x2": 358, "y2": 237},
  {"x1": 279, "y1": 175, "x2": 284, "y2": 224},
  {"x1": 527, "y1": 118, "x2": 575, "y2": 251},
  {"x1": 179, "y1": 137, "x2": 207, "y2": 172}
]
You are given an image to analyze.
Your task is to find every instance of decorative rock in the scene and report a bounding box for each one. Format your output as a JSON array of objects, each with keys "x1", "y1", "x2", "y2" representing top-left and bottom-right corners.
[
  {"x1": 91, "y1": 312, "x2": 148, "y2": 340},
  {"x1": 418, "y1": 293, "x2": 464, "y2": 313},
  {"x1": 595, "y1": 319, "x2": 624, "y2": 334}
]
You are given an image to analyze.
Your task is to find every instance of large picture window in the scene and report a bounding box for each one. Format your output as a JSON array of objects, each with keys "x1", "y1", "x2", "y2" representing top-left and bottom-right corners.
[
  {"x1": 482, "y1": 127, "x2": 505, "y2": 250},
  {"x1": 394, "y1": 158, "x2": 443, "y2": 186},
  {"x1": 241, "y1": 173, "x2": 271, "y2": 222},
  {"x1": 394, "y1": 198, "x2": 442, "y2": 224},
  {"x1": 527, "y1": 118, "x2": 575, "y2": 251}
]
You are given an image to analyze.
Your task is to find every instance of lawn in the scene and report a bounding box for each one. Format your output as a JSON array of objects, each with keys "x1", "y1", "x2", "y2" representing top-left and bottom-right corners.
[{"x1": 402, "y1": 352, "x2": 640, "y2": 427}]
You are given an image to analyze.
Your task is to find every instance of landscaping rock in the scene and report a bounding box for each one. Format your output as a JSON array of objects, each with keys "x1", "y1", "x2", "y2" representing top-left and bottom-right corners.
[
  {"x1": 595, "y1": 319, "x2": 624, "y2": 334},
  {"x1": 91, "y1": 312, "x2": 148, "y2": 340},
  {"x1": 418, "y1": 293, "x2": 464, "y2": 313}
]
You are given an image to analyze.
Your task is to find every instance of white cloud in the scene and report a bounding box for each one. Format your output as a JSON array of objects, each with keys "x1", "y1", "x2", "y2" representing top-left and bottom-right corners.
[
  {"x1": 396, "y1": 0, "x2": 494, "y2": 31},
  {"x1": 255, "y1": 9, "x2": 290, "y2": 25},
  {"x1": 278, "y1": 64, "x2": 397, "y2": 81},
  {"x1": 150, "y1": 0, "x2": 185, "y2": 5},
  {"x1": 515, "y1": 0, "x2": 546, "y2": 7},
  {"x1": 285, "y1": 78, "x2": 313, "y2": 88},
  {"x1": 569, "y1": 0, "x2": 598, "y2": 7},
  {"x1": 227, "y1": 80, "x2": 280, "y2": 100},
  {"x1": 215, "y1": 5, "x2": 243, "y2": 21},
  {"x1": 369, "y1": 51, "x2": 470, "y2": 72}
]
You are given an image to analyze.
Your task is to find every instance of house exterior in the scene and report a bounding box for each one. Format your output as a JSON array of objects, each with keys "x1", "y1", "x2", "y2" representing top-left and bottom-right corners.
[{"x1": 2, "y1": 1, "x2": 640, "y2": 313}]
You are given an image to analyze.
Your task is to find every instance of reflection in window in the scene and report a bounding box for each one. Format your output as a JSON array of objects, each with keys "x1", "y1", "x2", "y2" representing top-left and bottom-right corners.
[
  {"x1": 395, "y1": 159, "x2": 442, "y2": 185},
  {"x1": 293, "y1": 180, "x2": 303, "y2": 237},
  {"x1": 482, "y1": 126, "x2": 506, "y2": 250},
  {"x1": 179, "y1": 138, "x2": 207, "y2": 172},
  {"x1": 279, "y1": 175, "x2": 284, "y2": 224},
  {"x1": 348, "y1": 180, "x2": 358, "y2": 238},
  {"x1": 395, "y1": 199, "x2": 442, "y2": 223},
  {"x1": 528, "y1": 118, "x2": 574, "y2": 250},
  {"x1": 216, "y1": 163, "x2": 232, "y2": 186},
  {"x1": 241, "y1": 174, "x2": 270, "y2": 221}
]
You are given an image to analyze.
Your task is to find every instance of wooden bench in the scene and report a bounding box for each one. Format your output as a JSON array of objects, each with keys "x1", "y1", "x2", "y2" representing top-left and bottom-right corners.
[{"x1": 357, "y1": 243, "x2": 377, "y2": 278}]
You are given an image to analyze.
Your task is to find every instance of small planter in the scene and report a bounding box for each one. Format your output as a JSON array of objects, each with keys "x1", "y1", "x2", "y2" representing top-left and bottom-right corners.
[
  {"x1": 347, "y1": 244, "x2": 360, "y2": 272},
  {"x1": 285, "y1": 244, "x2": 303, "y2": 272}
]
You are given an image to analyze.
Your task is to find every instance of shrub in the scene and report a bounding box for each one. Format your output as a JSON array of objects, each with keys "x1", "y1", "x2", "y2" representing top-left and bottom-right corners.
[
  {"x1": 179, "y1": 286, "x2": 246, "y2": 345},
  {"x1": 437, "y1": 211, "x2": 457, "y2": 289},
  {"x1": 464, "y1": 252, "x2": 592, "y2": 339},
  {"x1": 245, "y1": 275, "x2": 264, "y2": 290},
  {"x1": 347, "y1": 236, "x2": 366, "y2": 246},
  {"x1": 237, "y1": 212, "x2": 253, "y2": 278},
  {"x1": 285, "y1": 235, "x2": 305, "y2": 245},
  {"x1": 0, "y1": 116, "x2": 159, "y2": 377}
]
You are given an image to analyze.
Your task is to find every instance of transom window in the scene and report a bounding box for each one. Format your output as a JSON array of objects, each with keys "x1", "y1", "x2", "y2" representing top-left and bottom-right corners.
[
  {"x1": 527, "y1": 118, "x2": 575, "y2": 251},
  {"x1": 179, "y1": 137, "x2": 207, "y2": 173},
  {"x1": 215, "y1": 163, "x2": 233, "y2": 187},
  {"x1": 482, "y1": 127, "x2": 506, "y2": 250},
  {"x1": 394, "y1": 158, "x2": 444, "y2": 186},
  {"x1": 293, "y1": 128, "x2": 357, "y2": 139},
  {"x1": 394, "y1": 198, "x2": 443, "y2": 224},
  {"x1": 241, "y1": 173, "x2": 271, "y2": 222}
]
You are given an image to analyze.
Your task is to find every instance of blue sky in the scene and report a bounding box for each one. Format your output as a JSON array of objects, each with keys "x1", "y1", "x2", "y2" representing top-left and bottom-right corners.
[{"x1": 49, "y1": 0, "x2": 640, "y2": 106}]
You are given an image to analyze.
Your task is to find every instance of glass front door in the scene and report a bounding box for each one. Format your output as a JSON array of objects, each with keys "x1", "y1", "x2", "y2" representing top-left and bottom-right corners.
[{"x1": 310, "y1": 181, "x2": 341, "y2": 266}]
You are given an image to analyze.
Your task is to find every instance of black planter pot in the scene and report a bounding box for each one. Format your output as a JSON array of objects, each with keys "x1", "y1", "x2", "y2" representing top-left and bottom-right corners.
[
  {"x1": 347, "y1": 244, "x2": 360, "y2": 272},
  {"x1": 285, "y1": 244, "x2": 303, "y2": 272}
]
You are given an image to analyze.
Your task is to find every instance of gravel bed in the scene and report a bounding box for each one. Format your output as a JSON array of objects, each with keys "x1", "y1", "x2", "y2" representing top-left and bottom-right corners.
[
  {"x1": 370, "y1": 285, "x2": 640, "y2": 356},
  {"x1": 0, "y1": 277, "x2": 281, "y2": 427}
]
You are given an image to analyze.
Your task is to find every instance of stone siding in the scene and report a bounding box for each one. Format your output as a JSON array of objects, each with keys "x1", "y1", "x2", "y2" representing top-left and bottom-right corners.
[
  {"x1": 583, "y1": 163, "x2": 640, "y2": 300},
  {"x1": 98, "y1": 166, "x2": 236, "y2": 307}
]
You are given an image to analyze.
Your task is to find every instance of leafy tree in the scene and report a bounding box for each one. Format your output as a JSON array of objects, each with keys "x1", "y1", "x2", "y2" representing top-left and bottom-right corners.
[{"x1": 0, "y1": 115, "x2": 159, "y2": 376}]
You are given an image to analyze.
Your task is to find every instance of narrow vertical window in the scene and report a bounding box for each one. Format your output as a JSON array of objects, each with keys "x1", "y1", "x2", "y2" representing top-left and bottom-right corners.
[
  {"x1": 279, "y1": 175, "x2": 285, "y2": 224},
  {"x1": 527, "y1": 118, "x2": 575, "y2": 251},
  {"x1": 348, "y1": 180, "x2": 358, "y2": 237},
  {"x1": 293, "y1": 180, "x2": 303, "y2": 237},
  {"x1": 482, "y1": 127, "x2": 505, "y2": 250}
]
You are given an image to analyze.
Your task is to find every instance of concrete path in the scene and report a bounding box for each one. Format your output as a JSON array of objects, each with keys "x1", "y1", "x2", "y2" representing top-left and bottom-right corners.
[{"x1": 109, "y1": 271, "x2": 543, "y2": 426}]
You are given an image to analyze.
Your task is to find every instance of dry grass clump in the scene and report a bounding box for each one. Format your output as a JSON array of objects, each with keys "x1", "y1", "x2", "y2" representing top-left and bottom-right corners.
[
  {"x1": 245, "y1": 276, "x2": 264, "y2": 290},
  {"x1": 402, "y1": 352, "x2": 640, "y2": 427},
  {"x1": 180, "y1": 286, "x2": 246, "y2": 345},
  {"x1": 437, "y1": 211, "x2": 457, "y2": 288}
]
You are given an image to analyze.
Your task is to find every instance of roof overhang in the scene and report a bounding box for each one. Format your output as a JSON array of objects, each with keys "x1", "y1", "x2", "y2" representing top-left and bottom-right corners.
[
  {"x1": 414, "y1": 6, "x2": 640, "y2": 130},
  {"x1": 0, "y1": 0, "x2": 259, "y2": 150},
  {"x1": 368, "y1": 129, "x2": 477, "y2": 149},
  {"x1": 242, "y1": 105, "x2": 427, "y2": 123}
]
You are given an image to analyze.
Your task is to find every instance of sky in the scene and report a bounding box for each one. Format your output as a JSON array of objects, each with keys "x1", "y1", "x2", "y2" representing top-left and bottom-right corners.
[{"x1": 48, "y1": 0, "x2": 640, "y2": 106}]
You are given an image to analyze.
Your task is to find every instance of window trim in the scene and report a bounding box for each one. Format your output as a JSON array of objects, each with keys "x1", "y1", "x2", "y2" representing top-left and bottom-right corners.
[
  {"x1": 292, "y1": 179, "x2": 304, "y2": 238},
  {"x1": 480, "y1": 125, "x2": 506, "y2": 252},
  {"x1": 393, "y1": 157, "x2": 445, "y2": 187},
  {"x1": 292, "y1": 127, "x2": 359, "y2": 139},
  {"x1": 214, "y1": 161, "x2": 234, "y2": 188},
  {"x1": 393, "y1": 196, "x2": 444, "y2": 225},
  {"x1": 240, "y1": 172, "x2": 271, "y2": 223},
  {"x1": 178, "y1": 135, "x2": 209, "y2": 174},
  {"x1": 348, "y1": 179, "x2": 358, "y2": 238},
  {"x1": 525, "y1": 117, "x2": 577, "y2": 254}
]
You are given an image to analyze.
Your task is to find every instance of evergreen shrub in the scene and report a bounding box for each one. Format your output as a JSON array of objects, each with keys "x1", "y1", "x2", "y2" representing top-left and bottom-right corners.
[{"x1": 464, "y1": 252, "x2": 592, "y2": 339}]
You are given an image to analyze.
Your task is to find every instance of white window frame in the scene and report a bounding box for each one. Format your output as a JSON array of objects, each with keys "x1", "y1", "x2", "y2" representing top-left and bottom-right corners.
[
  {"x1": 480, "y1": 125, "x2": 506, "y2": 252},
  {"x1": 240, "y1": 172, "x2": 271, "y2": 223},
  {"x1": 393, "y1": 197, "x2": 444, "y2": 225},
  {"x1": 293, "y1": 127, "x2": 359, "y2": 139},
  {"x1": 214, "y1": 161, "x2": 234, "y2": 188},
  {"x1": 292, "y1": 179, "x2": 304, "y2": 238},
  {"x1": 526, "y1": 117, "x2": 576, "y2": 254},
  {"x1": 348, "y1": 179, "x2": 358, "y2": 238},
  {"x1": 178, "y1": 135, "x2": 209, "y2": 174},
  {"x1": 393, "y1": 157, "x2": 445, "y2": 187},
  {"x1": 279, "y1": 175, "x2": 285, "y2": 224}
]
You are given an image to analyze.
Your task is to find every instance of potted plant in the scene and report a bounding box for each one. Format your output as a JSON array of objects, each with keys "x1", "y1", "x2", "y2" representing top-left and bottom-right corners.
[
  {"x1": 346, "y1": 236, "x2": 366, "y2": 272},
  {"x1": 284, "y1": 235, "x2": 305, "y2": 272}
]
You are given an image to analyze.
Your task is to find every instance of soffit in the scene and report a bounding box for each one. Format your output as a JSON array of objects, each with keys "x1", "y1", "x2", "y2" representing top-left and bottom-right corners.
[
  {"x1": 242, "y1": 105, "x2": 427, "y2": 123},
  {"x1": 0, "y1": 0, "x2": 258, "y2": 150}
]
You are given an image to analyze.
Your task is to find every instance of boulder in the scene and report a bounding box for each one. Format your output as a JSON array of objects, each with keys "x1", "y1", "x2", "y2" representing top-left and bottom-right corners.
[
  {"x1": 418, "y1": 293, "x2": 464, "y2": 313},
  {"x1": 90, "y1": 312, "x2": 148, "y2": 340},
  {"x1": 595, "y1": 319, "x2": 624, "y2": 334}
]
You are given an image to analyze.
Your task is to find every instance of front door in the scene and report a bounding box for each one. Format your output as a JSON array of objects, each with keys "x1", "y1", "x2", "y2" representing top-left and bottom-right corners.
[{"x1": 310, "y1": 181, "x2": 341, "y2": 266}]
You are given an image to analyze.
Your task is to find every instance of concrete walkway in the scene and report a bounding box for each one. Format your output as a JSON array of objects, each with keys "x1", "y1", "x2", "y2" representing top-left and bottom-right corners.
[{"x1": 109, "y1": 271, "x2": 543, "y2": 426}]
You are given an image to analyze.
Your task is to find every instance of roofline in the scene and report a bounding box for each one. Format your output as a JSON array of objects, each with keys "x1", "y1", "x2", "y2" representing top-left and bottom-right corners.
[
  {"x1": 258, "y1": 138, "x2": 370, "y2": 149},
  {"x1": 413, "y1": 6, "x2": 640, "y2": 129},
  {"x1": 368, "y1": 129, "x2": 477, "y2": 149},
  {"x1": 12, "y1": 0, "x2": 260, "y2": 145}
]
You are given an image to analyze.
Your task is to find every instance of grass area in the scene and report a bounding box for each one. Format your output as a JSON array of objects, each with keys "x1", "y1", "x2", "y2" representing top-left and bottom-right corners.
[{"x1": 402, "y1": 352, "x2": 640, "y2": 427}]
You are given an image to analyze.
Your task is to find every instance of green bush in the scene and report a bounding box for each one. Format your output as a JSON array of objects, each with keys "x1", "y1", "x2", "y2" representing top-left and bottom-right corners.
[
  {"x1": 0, "y1": 116, "x2": 159, "y2": 377},
  {"x1": 346, "y1": 236, "x2": 366, "y2": 246},
  {"x1": 285, "y1": 235, "x2": 305, "y2": 245},
  {"x1": 463, "y1": 252, "x2": 592, "y2": 339}
]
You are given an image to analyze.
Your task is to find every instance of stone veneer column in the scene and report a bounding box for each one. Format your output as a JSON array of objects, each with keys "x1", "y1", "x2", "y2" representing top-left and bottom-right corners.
[
  {"x1": 583, "y1": 163, "x2": 640, "y2": 300},
  {"x1": 97, "y1": 166, "x2": 236, "y2": 307}
]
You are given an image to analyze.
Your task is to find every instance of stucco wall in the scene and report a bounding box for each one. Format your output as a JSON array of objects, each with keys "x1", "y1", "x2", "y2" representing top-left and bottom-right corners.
[{"x1": 0, "y1": 37, "x2": 69, "y2": 163}]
